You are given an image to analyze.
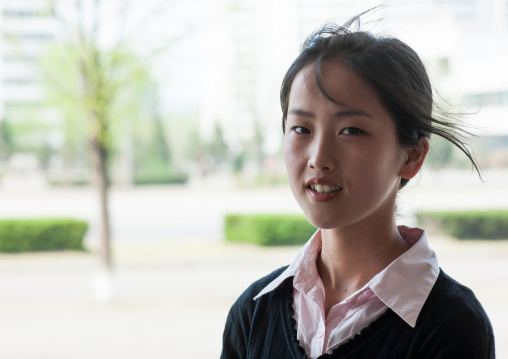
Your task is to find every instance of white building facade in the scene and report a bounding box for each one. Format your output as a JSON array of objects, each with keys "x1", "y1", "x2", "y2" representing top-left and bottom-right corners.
[
  {"x1": 201, "y1": 0, "x2": 508, "y2": 166},
  {"x1": 0, "y1": 0, "x2": 56, "y2": 121}
]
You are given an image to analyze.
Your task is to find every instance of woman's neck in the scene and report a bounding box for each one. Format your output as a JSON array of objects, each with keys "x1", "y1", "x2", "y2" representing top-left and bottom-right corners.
[{"x1": 317, "y1": 220, "x2": 410, "y2": 315}]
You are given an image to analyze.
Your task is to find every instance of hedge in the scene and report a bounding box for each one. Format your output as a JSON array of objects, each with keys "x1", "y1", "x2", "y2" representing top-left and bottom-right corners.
[
  {"x1": 134, "y1": 168, "x2": 189, "y2": 186},
  {"x1": 0, "y1": 219, "x2": 88, "y2": 253},
  {"x1": 416, "y1": 210, "x2": 508, "y2": 240},
  {"x1": 224, "y1": 214, "x2": 317, "y2": 246}
]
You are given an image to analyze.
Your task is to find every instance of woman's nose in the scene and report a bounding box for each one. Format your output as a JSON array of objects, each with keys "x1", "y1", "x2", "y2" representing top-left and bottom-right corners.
[{"x1": 308, "y1": 134, "x2": 335, "y2": 171}]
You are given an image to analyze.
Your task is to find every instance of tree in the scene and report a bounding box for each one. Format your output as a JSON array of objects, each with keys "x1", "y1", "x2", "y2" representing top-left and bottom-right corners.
[
  {"x1": 0, "y1": 119, "x2": 13, "y2": 163},
  {"x1": 42, "y1": 0, "x2": 174, "y2": 302},
  {"x1": 208, "y1": 121, "x2": 229, "y2": 168},
  {"x1": 132, "y1": 82, "x2": 175, "y2": 185},
  {"x1": 41, "y1": 0, "x2": 234, "y2": 301}
]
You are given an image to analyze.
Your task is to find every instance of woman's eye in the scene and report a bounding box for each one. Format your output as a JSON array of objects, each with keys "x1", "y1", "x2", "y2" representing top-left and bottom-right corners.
[
  {"x1": 293, "y1": 126, "x2": 310, "y2": 134},
  {"x1": 340, "y1": 127, "x2": 363, "y2": 135}
]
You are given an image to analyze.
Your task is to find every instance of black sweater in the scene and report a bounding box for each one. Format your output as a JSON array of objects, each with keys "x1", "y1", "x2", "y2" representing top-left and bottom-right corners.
[{"x1": 221, "y1": 267, "x2": 495, "y2": 359}]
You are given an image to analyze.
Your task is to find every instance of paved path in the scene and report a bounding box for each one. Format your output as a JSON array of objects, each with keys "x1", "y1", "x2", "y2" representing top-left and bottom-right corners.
[{"x1": 0, "y1": 236, "x2": 507, "y2": 359}]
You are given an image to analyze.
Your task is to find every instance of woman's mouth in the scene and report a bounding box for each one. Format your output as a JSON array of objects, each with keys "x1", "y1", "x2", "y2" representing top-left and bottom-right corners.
[{"x1": 306, "y1": 181, "x2": 343, "y2": 201}]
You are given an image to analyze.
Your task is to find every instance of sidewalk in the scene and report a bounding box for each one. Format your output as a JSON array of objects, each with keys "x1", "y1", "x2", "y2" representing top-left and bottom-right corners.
[{"x1": 0, "y1": 236, "x2": 507, "y2": 358}]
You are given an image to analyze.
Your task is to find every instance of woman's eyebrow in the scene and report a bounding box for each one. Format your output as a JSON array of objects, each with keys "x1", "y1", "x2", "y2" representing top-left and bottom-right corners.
[{"x1": 288, "y1": 107, "x2": 372, "y2": 119}]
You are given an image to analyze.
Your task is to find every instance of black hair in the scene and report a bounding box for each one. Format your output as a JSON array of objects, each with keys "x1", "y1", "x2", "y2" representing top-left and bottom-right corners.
[{"x1": 280, "y1": 11, "x2": 481, "y2": 188}]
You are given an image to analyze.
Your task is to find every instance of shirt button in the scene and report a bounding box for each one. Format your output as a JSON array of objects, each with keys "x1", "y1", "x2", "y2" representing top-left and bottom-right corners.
[{"x1": 317, "y1": 329, "x2": 324, "y2": 338}]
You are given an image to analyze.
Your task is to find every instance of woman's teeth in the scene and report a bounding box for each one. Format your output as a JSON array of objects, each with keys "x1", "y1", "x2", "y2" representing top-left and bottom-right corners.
[{"x1": 310, "y1": 184, "x2": 341, "y2": 193}]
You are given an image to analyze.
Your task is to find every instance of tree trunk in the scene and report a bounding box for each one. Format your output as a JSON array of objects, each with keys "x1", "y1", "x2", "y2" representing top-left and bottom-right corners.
[
  {"x1": 90, "y1": 132, "x2": 115, "y2": 302},
  {"x1": 91, "y1": 136, "x2": 111, "y2": 269}
]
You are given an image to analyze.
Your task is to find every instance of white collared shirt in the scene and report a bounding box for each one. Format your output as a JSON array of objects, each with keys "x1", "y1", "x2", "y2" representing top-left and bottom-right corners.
[{"x1": 254, "y1": 226, "x2": 440, "y2": 358}]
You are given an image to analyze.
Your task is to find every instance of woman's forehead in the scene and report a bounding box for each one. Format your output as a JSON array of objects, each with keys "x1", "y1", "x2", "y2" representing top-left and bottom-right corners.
[{"x1": 289, "y1": 61, "x2": 385, "y2": 114}]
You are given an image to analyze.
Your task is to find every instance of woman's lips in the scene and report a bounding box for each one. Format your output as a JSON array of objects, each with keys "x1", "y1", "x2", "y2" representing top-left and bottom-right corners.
[
  {"x1": 306, "y1": 178, "x2": 343, "y2": 201},
  {"x1": 306, "y1": 187, "x2": 342, "y2": 201}
]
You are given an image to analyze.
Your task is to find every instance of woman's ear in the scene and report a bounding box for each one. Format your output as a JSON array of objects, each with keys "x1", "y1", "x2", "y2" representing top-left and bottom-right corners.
[{"x1": 398, "y1": 137, "x2": 430, "y2": 180}]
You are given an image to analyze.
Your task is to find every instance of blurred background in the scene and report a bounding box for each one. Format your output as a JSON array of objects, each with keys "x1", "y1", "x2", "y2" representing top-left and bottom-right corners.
[{"x1": 0, "y1": 0, "x2": 507, "y2": 358}]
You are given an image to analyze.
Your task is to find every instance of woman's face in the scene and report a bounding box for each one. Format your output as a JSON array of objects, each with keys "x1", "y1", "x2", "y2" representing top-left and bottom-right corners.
[{"x1": 283, "y1": 61, "x2": 408, "y2": 230}]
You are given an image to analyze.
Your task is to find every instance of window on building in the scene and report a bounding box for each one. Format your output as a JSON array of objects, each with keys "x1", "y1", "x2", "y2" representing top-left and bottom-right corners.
[
  {"x1": 436, "y1": 57, "x2": 450, "y2": 76},
  {"x1": 465, "y1": 91, "x2": 508, "y2": 106},
  {"x1": 2, "y1": 9, "x2": 49, "y2": 17},
  {"x1": 3, "y1": 33, "x2": 54, "y2": 41}
]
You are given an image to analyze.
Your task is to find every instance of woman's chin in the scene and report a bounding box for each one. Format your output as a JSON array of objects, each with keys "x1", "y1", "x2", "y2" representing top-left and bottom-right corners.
[{"x1": 304, "y1": 212, "x2": 343, "y2": 230}]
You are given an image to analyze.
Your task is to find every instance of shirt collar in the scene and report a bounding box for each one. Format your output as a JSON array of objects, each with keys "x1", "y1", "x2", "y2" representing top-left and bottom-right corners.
[
  {"x1": 253, "y1": 226, "x2": 439, "y2": 328},
  {"x1": 253, "y1": 229, "x2": 321, "y2": 300},
  {"x1": 369, "y1": 226, "x2": 439, "y2": 327}
]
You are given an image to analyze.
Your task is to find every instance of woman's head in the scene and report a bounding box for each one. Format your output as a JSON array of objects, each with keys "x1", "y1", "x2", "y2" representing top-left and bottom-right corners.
[
  {"x1": 283, "y1": 60, "x2": 428, "y2": 229},
  {"x1": 281, "y1": 14, "x2": 479, "y2": 189}
]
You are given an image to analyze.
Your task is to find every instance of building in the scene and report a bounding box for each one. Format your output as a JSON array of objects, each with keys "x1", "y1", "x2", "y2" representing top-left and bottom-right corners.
[
  {"x1": 0, "y1": 0, "x2": 56, "y2": 122},
  {"x1": 201, "y1": 0, "x2": 508, "y2": 169}
]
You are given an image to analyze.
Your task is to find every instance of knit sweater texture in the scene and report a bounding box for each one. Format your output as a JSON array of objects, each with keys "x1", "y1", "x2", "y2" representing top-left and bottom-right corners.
[{"x1": 221, "y1": 267, "x2": 495, "y2": 359}]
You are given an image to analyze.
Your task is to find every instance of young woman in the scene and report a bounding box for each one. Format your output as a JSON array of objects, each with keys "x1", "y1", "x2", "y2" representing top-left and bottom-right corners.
[{"x1": 221, "y1": 13, "x2": 495, "y2": 359}]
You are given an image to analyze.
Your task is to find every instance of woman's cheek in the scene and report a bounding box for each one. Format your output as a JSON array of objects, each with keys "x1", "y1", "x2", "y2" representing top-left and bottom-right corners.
[{"x1": 284, "y1": 138, "x2": 301, "y2": 164}]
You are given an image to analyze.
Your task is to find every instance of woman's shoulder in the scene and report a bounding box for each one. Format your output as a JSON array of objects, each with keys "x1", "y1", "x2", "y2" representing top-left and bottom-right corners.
[
  {"x1": 424, "y1": 269, "x2": 490, "y2": 319},
  {"x1": 413, "y1": 269, "x2": 495, "y2": 357},
  {"x1": 221, "y1": 266, "x2": 295, "y2": 358},
  {"x1": 416, "y1": 270, "x2": 493, "y2": 337},
  {"x1": 224, "y1": 265, "x2": 291, "y2": 335},
  {"x1": 233, "y1": 265, "x2": 290, "y2": 309}
]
